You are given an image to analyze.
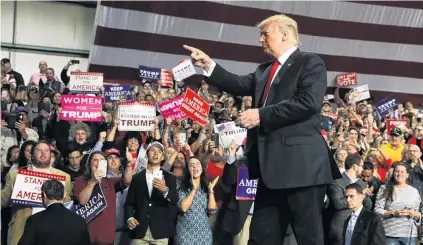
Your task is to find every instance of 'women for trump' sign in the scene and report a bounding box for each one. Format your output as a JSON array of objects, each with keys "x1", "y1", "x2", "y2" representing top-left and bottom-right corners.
[{"x1": 60, "y1": 95, "x2": 103, "y2": 122}]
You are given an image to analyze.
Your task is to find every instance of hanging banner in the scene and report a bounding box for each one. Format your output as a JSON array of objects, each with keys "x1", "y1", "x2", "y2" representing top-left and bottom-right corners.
[
  {"x1": 69, "y1": 72, "x2": 103, "y2": 94},
  {"x1": 118, "y1": 102, "x2": 156, "y2": 131},
  {"x1": 11, "y1": 169, "x2": 66, "y2": 207}
]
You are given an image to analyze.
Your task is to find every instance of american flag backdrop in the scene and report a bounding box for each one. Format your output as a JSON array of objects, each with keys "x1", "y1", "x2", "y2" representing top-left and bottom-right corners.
[{"x1": 88, "y1": 1, "x2": 423, "y2": 104}]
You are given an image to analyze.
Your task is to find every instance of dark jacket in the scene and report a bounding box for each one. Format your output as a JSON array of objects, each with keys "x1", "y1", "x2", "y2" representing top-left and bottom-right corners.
[
  {"x1": 327, "y1": 172, "x2": 372, "y2": 245},
  {"x1": 205, "y1": 49, "x2": 342, "y2": 189},
  {"x1": 124, "y1": 169, "x2": 178, "y2": 239},
  {"x1": 342, "y1": 208, "x2": 386, "y2": 245},
  {"x1": 18, "y1": 203, "x2": 90, "y2": 245}
]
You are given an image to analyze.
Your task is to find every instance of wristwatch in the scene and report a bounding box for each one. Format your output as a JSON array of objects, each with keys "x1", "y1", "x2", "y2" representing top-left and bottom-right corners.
[{"x1": 390, "y1": 211, "x2": 395, "y2": 217}]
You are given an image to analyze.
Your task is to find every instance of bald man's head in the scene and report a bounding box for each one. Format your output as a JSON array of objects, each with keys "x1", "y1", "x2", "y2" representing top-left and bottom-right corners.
[{"x1": 408, "y1": 144, "x2": 422, "y2": 162}]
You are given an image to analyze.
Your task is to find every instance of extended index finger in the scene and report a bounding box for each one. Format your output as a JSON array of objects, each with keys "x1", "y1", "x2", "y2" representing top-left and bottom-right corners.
[{"x1": 183, "y1": 45, "x2": 197, "y2": 53}]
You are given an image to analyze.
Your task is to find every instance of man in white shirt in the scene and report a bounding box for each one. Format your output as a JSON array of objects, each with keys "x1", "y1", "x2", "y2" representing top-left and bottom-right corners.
[
  {"x1": 343, "y1": 183, "x2": 385, "y2": 245},
  {"x1": 125, "y1": 142, "x2": 178, "y2": 245}
]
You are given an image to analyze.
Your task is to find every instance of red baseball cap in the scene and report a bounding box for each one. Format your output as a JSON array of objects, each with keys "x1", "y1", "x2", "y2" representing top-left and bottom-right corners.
[{"x1": 105, "y1": 148, "x2": 121, "y2": 157}]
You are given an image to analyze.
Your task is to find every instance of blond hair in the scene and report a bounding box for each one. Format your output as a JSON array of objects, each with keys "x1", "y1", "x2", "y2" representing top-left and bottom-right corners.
[{"x1": 256, "y1": 14, "x2": 300, "y2": 46}]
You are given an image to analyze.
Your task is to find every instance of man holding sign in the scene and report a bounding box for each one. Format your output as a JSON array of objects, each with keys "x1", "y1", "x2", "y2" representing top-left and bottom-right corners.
[
  {"x1": 184, "y1": 14, "x2": 341, "y2": 245},
  {"x1": 1, "y1": 141, "x2": 72, "y2": 245}
]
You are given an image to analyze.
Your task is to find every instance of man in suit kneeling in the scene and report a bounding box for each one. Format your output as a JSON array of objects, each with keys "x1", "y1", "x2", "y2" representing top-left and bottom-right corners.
[
  {"x1": 343, "y1": 183, "x2": 386, "y2": 245},
  {"x1": 18, "y1": 179, "x2": 90, "y2": 245}
]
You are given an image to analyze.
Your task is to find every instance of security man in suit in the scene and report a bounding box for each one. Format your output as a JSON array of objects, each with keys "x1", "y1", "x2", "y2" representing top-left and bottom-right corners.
[
  {"x1": 1, "y1": 141, "x2": 72, "y2": 245},
  {"x1": 343, "y1": 183, "x2": 386, "y2": 245},
  {"x1": 18, "y1": 179, "x2": 90, "y2": 245}
]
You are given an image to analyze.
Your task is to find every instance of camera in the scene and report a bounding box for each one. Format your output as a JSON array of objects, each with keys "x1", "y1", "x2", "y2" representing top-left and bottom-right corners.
[
  {"x1": 211, "y1": 133, "x2": 220, "y2": 148},
  {"x1": 2, "y1": 112, "x2": 24, "y2": 129},
  {"x1": 39, "y1": 85, "x2": 55, "y2": 101}
]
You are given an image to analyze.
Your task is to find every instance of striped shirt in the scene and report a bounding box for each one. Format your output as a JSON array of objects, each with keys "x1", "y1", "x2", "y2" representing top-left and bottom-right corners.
[{"x1": 375, "y1": 185, "x2": 421, "y2": 237}]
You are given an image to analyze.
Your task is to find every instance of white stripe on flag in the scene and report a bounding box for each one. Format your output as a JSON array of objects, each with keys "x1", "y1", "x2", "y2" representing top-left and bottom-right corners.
[{"x1": 98, "y1": 6, "x2": 423, "y2": 63}]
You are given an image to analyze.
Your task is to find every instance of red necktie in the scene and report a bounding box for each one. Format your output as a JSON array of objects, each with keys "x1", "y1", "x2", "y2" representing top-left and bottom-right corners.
[{"x1": 259, "y1": 60, "x2": 279, "y2": 107}]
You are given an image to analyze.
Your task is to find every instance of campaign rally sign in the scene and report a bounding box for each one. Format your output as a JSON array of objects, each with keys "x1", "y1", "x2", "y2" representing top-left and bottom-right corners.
[
  {"x1": 75, "y1": 184, "x2": 107, "y2": 223},
  {"x1": 386, "y1": 119, "x2": 409, "y2": 135},
  {"x1": 236, "y1": 167, "x2": 257, "y2": 200},
  {"x1": 158, "y1": 95, "x2": 187, "y2": 120},
  {"x1": 172, "y1": 59, "x2": 196, "y2": 81},
  {"x1": 139, "y1": 65, "x2": 161, "y2": 81},
  {"x1": 214, "y1": 122, "x2": 247, "y2": 148},
  {"x1": 61, "y1": 95, "x2": 102, "y2": 122},
  {"x1": 375, "y1": 96, "x2": 398, "y2": 117},
  {"x1": 160, "y1": 69, "x2": 174, "y2": 87},
  {"x1": 336, "y1": 72, "x2": 357, "y2": 87},
  {"x1": 11, "y1": 169, "x2": 66, "y2": 207},
  {"x1": 103, "y1": 84, "x2": 132, "y2": 102},
  {"x1": 69, "y1": 72, "x2": 103, "y2": 94},
  {"x1": 180, "y1": 88, "x2": 210, "y2": 126},
  {"x1": 348, "y1": 84, "x2": 370, "y2": 103},
  {"x1": 118, "y1": 102, "x2": 155, "y2": 131}
]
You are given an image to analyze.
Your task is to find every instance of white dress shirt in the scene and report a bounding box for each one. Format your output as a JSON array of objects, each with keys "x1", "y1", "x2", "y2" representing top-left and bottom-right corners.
[
  {"x1": 146, "y1": 168, "x2": 161, "y2": 198},
  {"x1": 203, "y1": 46, "x2": 298, "y2": 105}
]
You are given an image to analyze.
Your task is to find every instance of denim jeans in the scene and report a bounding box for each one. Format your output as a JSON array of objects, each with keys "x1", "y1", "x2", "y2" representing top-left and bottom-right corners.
[{"x1": 386, "y1": 236, "x2": 416, "y2": 245}]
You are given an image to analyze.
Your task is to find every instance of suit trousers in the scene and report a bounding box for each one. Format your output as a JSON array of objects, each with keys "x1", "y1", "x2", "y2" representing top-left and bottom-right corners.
[
  {"x1": 130, "y1": 228, "x2": 168, "y2": 245},
  {"x1": 248, "y1": 179, "x2": 326, "y2": 245}
]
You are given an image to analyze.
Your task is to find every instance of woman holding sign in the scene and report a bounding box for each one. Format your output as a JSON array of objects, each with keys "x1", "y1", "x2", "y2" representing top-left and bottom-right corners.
[
  {"x1": 175, "y1": 157, "x2": 219, "y2": 245},
  {"x1": 73, "y1": 151, "x2": 134, "y2": 245}
]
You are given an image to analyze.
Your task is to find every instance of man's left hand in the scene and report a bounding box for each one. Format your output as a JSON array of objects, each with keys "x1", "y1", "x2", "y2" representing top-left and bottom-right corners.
[
  {"x1": 238, "y1": 109, "x2": 260, "y2": 129},
  {"x1": 153, "y1": 178, "x2": 168, "y2": 193}
]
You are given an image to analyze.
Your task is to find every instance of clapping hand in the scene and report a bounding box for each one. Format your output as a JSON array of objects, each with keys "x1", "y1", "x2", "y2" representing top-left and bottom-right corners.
[{"x1": 208, "y1": 176, "x2": 219, "y2": 192}]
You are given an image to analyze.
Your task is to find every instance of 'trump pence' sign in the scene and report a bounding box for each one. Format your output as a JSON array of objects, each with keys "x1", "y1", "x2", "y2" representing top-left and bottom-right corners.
[
  {"x1": 11, "y1": 169, "x2": 66, "y2": 207},
  {"x1": 118, "y1": 102, "x2": 156, "y2": 131},
  {"x1": 61, "y1": 95, "x2": 102, "y2": 122},
  {"x1": 180, "y1": 88, "x2": 210, "y2": 126},
  {"x1": 172, "y1": 59, "x2": 196, "y2": 81},
  {"x1": 69, "y1": 72, "x2": 103, "y2": 94},
  {"x1": 336, "y1": 72, "x2": 357, "y2": 87},
  {"x1": 375, "y1": 96, "x2": 398, "y2": 117},
  {"x1": 139, "y1": 65, "x2": 161, "y2": 81}
]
